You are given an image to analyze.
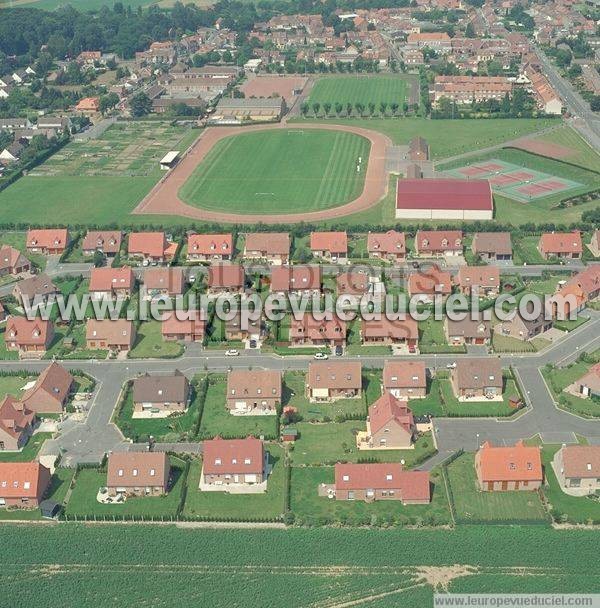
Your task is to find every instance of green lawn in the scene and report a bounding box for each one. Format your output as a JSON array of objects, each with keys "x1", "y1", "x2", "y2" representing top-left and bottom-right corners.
[
  {"x1": 182, "y1": 445, "x2": 286, "y2": 520},
  {"x1": 290, "y1": 465, "x2": 451, "y2": 526},
  {"x1": 446, "y1": 453, "x2": 548, "y2": 523},
  {"x1": 533, "y1": 125, "x2": 600, "y2": 173},
  {"x1": 3, "y1": 0, "x2": 157, "y2": 9},
  {"x1": 128, "y1": 321, "x2": 184, "y2": 359},
  {"x1": 179, "y1": 128, "x2": 370, "y2": 214},
  {"x1": 0, "y1": 432, "x2": 52, "y2": 462},
  {"x1": 0, "y1": 373, "x2": 37, "y2": 399},
  {"x1": 418, "y1": 318, "x2": 466, "y2": 354}
]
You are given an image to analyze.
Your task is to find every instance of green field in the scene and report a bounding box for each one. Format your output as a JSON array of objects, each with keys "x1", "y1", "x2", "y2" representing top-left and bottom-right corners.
[
  {"x1": 307, "y1": 75, "x2": 411, "y2": 108},
  {"x1": 179, "y1": 129, "x2": 370, "y2": 214},
  {"x1": 0, "y1": 0, "x2": 158, "y2": 10}
]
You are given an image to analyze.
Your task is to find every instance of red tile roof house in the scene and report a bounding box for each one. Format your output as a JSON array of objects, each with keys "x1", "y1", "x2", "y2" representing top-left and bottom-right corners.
[
  {"x1": 290, "y1": 313, "x2": 347, "y2": 348},
  {"x1": 82, "y1": 231, "x2": 122, "y2": 257},
  {"x1": 356, "y1": 393, "x2": 416, "y2": 450},
  {"x1": 128, "y1": 232, "x2": 177, "y2": 264},
  {"x1": 407, "y1": 265, "x2": 452, "y2": 303},
  {"x1": 226, "y1": 369, "x2": 281, "y2": 414},
  {"x1": 201, "y1": 437, "x2": 266, "y2": 490},
  {"x1": 106, "y1": 452, "x2": 170, "y2": 497},
  {"x1": 243, "y1": 232, "x2": 290, "y2": 265},
  {"x1": 367, "y1": 230, "x2": 406, "y2": 264},
  {"x1": 0, "y1": 396, "x2": 36, "y2": 451},
  {"x1": 475, "y1": 440, "x2": 542, "y2": 491},
  {"x1": 538, "y1": 231, "x2": 583, "y2": 260},
  {"x1": 455, "y1": 265, "x2": 501, "y2": 298},
  {"x1": 132, "y1": 371, "x2": 190, "y2": 416},
  {"x1": 471, "y1": 232, "x2": 512, "y2": 262},
  {"x1": 383, "y1": 360, "x2": 427, "y2": 399},
  {"x1": 161, "y1": 314, "x2": 205, "y2": 343},
  {"x1": 306, "y1": 361, "x2": 362, "y2": 401},
  {"x1": 361, "y1": 317, "x2": 419, "y2": 350},
  {"x1": 444, "y1": 317, "x2": 491, "y2": 346},
  {"x1": 270, "y1": 265, "x2": 321, "y2": 297},
  {"x1": 224, "y1": 310, "x2": 263, "y2": 342},
  {"x1": 89, "y1": 267, "x2": 135, "y2": 300},
  {"x1": 26, "y1": 228, "x2": 69, "y2": 255},
  {"x1": 187, "y1": 233, "x2": 233, "y2": 262},
  {"x1": 553, "y1": 445, "x2": 600, "y2": 494},
  {"x1": 395, "y1": 179, "x2": 493, "y2": 221},
  {"x1": 20, "y1": 361, "x2": 73, "y2": 414},
  {"x1": 310, "y1": 231, "x2": 348, "y2": 263},
  {"x1": 0, "y1": 462, "x2": 51, "y2": 508},
  {"x1": 336, "y1": 272, "x2": 368, "y2": 298},
  {"x1": 85, "y1": 319, "x2": 136, "y2": 352},
  {"x1": 0, "y1": 245, "x2": 31, "y2": 276},
  {"x1": 207, "y1": 264, "x2": 245, "y2": 295},
  {"x1": 451, "y1": 358, "x2": 503, "y2": 400},
  {"x1": 323, "y1": 463, "x2": 430, "y2": 504},
  {"x1": 142, "y1": 267, "x2": 185, "y2": 300},
  {"x1": 495, "y1": 310, "x2": 553, "y2": 342},
  {"x1": 414, "y1": 230, "x2": 463, "y2": 257},
  {"x1": 5, "y1": 316, "x2": 54, "y2": 358},
  {"x1": 558, "y1": 265, "x2": 600, "y2": 309}
]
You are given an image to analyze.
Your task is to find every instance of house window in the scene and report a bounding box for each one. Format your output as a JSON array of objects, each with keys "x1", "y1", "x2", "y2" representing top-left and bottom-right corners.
[
  {"x1": 133, "y1": 469, "x2": 138, "y2": 477},
  {"x1": 118, "y1": 469, "x2": 124, "y2": 477},
  {"x1": 244, "y1": 458, "x2": 251, "y2": 465},
  {"x1": 150, "y1": 469, "x2": 155, "y2": 477},
  {"x1": 23, "y1": 481, "x2": 30, "y2": 490},
  {"x1": 342, "y1": 475, "x2": 349, "y2": 482},
  {"x1": 214, "y1": 458, "x2": 221, "y2": 465},
  {"x1": 348, "y1": 491, "x2": 355, "y2": 500}
]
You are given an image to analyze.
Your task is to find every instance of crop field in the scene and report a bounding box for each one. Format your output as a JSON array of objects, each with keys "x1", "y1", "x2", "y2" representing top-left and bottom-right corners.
[
  {"x1": 308, "y1": 75, "x2": 411, "y2": 108},
  {"x1": 0, "y1": 0, "x2": 158, "y2": 10},
  {"x1": 1, "y1": 525, "x2": 600, "y2": 606},
  {"x1": 178, "y1": 128, "x2": 370, "y2": 214}
]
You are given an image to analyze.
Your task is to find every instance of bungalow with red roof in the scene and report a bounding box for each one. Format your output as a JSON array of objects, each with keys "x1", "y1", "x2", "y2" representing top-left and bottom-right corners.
[
  {"x1": 243, "y1": 232, "x2": 290, "y2": 265},
  {"x1": 414, "y1": 230, "x2": 463, "y2": 257},
  {"x1": 367, "y1": 230, "x2": 406, "y2": 264},
  {"x1": 538, "y1": 231, "x2": 583, "y2": 260},
  {"x1": 306, "y1": 361, "x2": 362, "y2": 401},
  {"x1": 85, "y1": 319, "x2": 135, "y2": 352},
  {"x1": 0, "y1": 245, "x2": 30, "y2": 276},
  {"x1": 4, "y1": 316, "x2": 54, "y2": 358},
  {"x1": 128, "y1": 232, "x2": 177, "y2": 264},
  {"x1": 553, "y1": 445, "x2": 600, "y2": 494},
  {"x1": 356, "y1": 393, "x2": 416, "y2": 450},
  {"x1": 207, "y1": 263, "x2": 245, "y2": 295},
  {"x1": 21, "y1": 361, "x2": 73, "y2": 414},
  {"x1": 290, "y1": 313, "x2": 347, "y2": 348},
  {"x1": 106, "y1": 452, "x2": 170, "y2": 497},
  {"x1": 552, "y1": 265, "x2": 600, "y2": 319},
  {"x1": 336, "y1": 272, "x2": 368, "y2": 298},
  {"x1": 226, "y1": 369, "x2": 281, "y2": 414},
  {"x1": 270, "y1": 265, "x2": 321, "y2": 297},
  {"x1": 75, "y1": 97, "x2": 100, "y2": 113},
  {"x1": 310, "y1": 231, "x2": 348, "y2": 263},
  {"x1": 26, "y1": 228, "x2": 69, "y2": 255},
  {"x1": 161, "y1": 314, "x2": 205, "y2": 342},
  {"x1": 456, "y1": 265, "x2": 500, "y2": 298},
  {"x1": 475, "y1": 440, "x2": 542, "y2": 491},
  {"x1": 82, "y1": 231, "x2": 122, "y2": 257},
  {"x1": 89, "y1": 267, "x2": 135, "y2": 300},
  {"x1": 0, "y1": 396, "x2": 35, "y2": 451},
  {"x1": 361, "y1": 317, "x2": 419, "y2": 351},
  {"x1": 0, "y1": 462, "x2": 51, "y2": 508},
  {"x1": 407, "y1": 264, "x2": 452, "y2": 302},
  {"x1": 383, "y1": 360, "x2": 427, "y2": 399},
  {"x1": 142, "y1": 267, "x2": 185, "y2": 300},
  {"x1": 187, "y1": 233, "x2": 233, "y2": 262},
  {"x1": 201, "y1": 437, "x2": 266, "y2": 489}
]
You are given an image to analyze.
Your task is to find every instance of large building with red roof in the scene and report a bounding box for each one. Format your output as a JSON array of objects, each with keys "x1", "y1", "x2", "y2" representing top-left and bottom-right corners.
[{"x1": 396, "y1": 179, "x2": 493, "y2": 220}]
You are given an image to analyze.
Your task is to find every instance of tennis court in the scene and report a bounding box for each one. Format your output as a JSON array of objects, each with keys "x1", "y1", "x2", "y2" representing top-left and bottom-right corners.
[{"x1": 444, "y1": 158, "x2": 584, "y2": 202}]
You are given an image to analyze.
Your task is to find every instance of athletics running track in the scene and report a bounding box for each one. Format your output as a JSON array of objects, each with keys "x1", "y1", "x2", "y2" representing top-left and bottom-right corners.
[{"x1": 132, "y1": 123, "x2": 392, "y2": 224}]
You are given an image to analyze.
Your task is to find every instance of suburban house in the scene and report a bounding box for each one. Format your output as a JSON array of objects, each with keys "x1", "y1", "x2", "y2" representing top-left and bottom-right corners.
[
  {"x1": 356, "y1": 393, "x2": 416, "y2": 450},
  {"x1": 132, "y1": 371, "x2": 190, "y2": 415},
  {"x1": 0, "y1": 396, "x2": 35, "y2": 451},
  {"x1": 336, "y1": 272, "x2": 368, "y2": 298},
  {"x1": 0, "y1": 245, "x2": 30, "y2": 276},
  {"x1": 187, "y1": 233, "x2": 233, "y2": 262},
  {"x1": 444, "y1": 317, "x2": 492, "y2": 346},
  {"x1": 306, "y1": 361, "x2": 362, "y2": 401},
  {"x1": 471, "y1": 232, "x2": 512, "y2": 262},
  {"x1": 538, "y1": 232, "x2": 583, "y2": 260},
  {"x1": 475, "y1": 440, "x2": 543, "y2": 491},
  {"x1": 12, "y1": 273, "x2": 58, "y2": 308},
  {"x1": 571, "y1": 363, "x2": 600, "y2": 399},
  {"x1": 20, "y1": 361, "x2": 73, "y2": 414},
  {"x1": 161, "y1": 314, "x2": 205, "y2": 342},
  {"x1": 142, "y1": 267, "x2": 185, "y2": 299},
  {"x1": 270, "y1": 265, "x2": 321, "y2": 297},
  {"x1": 243, "y1": 232, "x2": 290, "y2": 265},
  {"x1": 106, "y1": 452, "x2": 170, "y2": 497},
  {"x1": 4, "y1": 316, "x2": 54, "y2": 358},
  {"x1": 82, "y1": 231, "x2": 122, "y2": 257},
  {"x1": 414, "y1": 230, "x2": 463, "y2": 257},
  {"x1": 367, "y1": 230, "x2": 406, "y2": 264},
  {"x1": 289, "y1": 313, "x2": 347, "y2": 348},
  {"x1": 326, "y1": 463, "x2": 430, "y2": 504},
  {"x1": 495, "y1": 310, "x2": 553, "y2": 341},
  {"x1": 89, "y1": 267, "x2": 135, "y2": 300},
  {"x1": 128, "y1": 232, "x2": 177, "y2": 264},
  {"x1": 553, "y1": 445, "x2": 600, "y2": 494},
  {"x1": 407, "y1": 265, "x2": 452, "y2": 301},
  {"x1": 26, "y1": 228, "x2": 69, "y2": 255},
  {"x1": 201, "y1": 437, "x2": 266, "y2": 488},
  {"x1": 556, "y1": 266, "x2": 600, "y2": 314},
  {"x1": 310, "y1": 231, "x2": 348, "y2": 263},
  {"x1": 207, "y1": 264, "x2": 245, "y2": 295},
  {"x1": 85, "y1": 319, "x2": 136, "y2": 352},
  {"x1": 224, "y1": 310, "x2": 263, "y2": 342},
  {"x1": 456, "y1": 265, "x2": 501, "y2": 298},
  {"x1": 75, "y1": 97, "x2": 100, "y2": 113},
  {"x1": 0, "y1": 462, "x2": 52, "y2": 508},
  {"x1": 451, "y1": 358, "x2": 503, "y2": 400},
  {"x1": 383, "y1": 360, "x2": 427, "y2": 399},
  {"x1": 226, "y1": 369, "x2": 281, "y2": 414},
  {"x1": 361, "y1": 317, "x2": 419, "y2": 351}
]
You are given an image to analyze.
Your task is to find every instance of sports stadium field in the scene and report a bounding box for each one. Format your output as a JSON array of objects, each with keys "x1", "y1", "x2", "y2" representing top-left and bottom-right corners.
[{"x1": 178, "y1": 128, "x2": 371, "y2": 214}]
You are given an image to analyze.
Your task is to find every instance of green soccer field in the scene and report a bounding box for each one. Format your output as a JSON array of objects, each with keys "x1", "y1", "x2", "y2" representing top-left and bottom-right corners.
[
  {"x1": 178, "y1": 128, "x2": 371, "y2": 214},
  {"x1": 308, "y1": 75, "x2": 409, "y2": 107}
]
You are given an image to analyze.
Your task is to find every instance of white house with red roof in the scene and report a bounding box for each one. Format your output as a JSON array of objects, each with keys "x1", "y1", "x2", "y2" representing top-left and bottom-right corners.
[
  {"x1": 310, "y1": 231, "x2": 348, "y2": 263},
  {"x1": 538, "y1": 231, "x2": 583, "y2": 260},
  {"x1": 187, "y1": 233, "x2": 233, "y2": 262}
]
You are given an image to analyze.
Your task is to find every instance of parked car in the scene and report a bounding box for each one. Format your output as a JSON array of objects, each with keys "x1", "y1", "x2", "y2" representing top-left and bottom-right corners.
[
  {"x1": 249, "y1": 339, "x2": 258, "y2": 349},
  {"x1": 334, "y1": 345, "x2": 343, "y2": 356},
  {"x1": 446, "y1": 362, "x2": 457, "y2": 369},
  {"x1": 225, "y1": 349, "x2": 239, "y2": 357},
  {"x1": 314, "y1": 352, "x2": 328, "y2": 360}
]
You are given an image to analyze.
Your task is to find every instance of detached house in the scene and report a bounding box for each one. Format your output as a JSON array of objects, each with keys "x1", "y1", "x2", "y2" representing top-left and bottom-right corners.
[
  {"x1": 26, "y1": 228, "x2": 69, "y2": 255},
  {"x1": 471, "y1": 232, "x2": 512, "y2": 262},
  {"x1": 201, "y1": 437, "x2": 266, "y2": 489},
  {"x1": 243, "y1": 232, "x2": 290, "y2": 265},
  {"x1": 553, "y1": 445, "x2": 600, "y2": 494},
  {"x1": 226, "y1": 369, "x2": 281, "y2": 414},
  {"x1": 367, "y1": 230, "x2": 406, "y2": 264},
  {"x1": 310, "y1": 231, "x2": 348, "y2": 263},
  {"x1": 306, "y1": 361, "x2": 362, "y2": 401},
  {"x1": 128, "y1": 232, "x2": 177, "y2": 264},
  {"x1": 361, "y1": 317, "x2": 419, "y2": 351},
  {"x1": 407, "y1": 265, "x2": 452, "y2": 301},
  {"x1": 132, "y1": 371, "x2": 190, "y2": 416},
  {"x1": 142, "y1": 267, "x2": 185, "y2": 299},
  {"x1": 89, "y1": 267, "x2": 135, "y2": 300},
  {"x1": 0, "y1": 245, "x2": 30, "y2": 276},
  {"x1": 161, "y1": 314, "x2": 205, "y2": 343},
  {"x1": 21, "y1": 362, "x2": 73, "y2": 414},
  {"x1": 85, "y1": 319, "x2": 135, "y2": 352},
  {"x1": 0, "y1": 396, "x2": 35, "y2": 451},
  {"x1": 106, "y1": 452, "x2": 170, "y2": 497},
  {"x1": 187, "y1": 233, "x2": 233, "y2": 262},
  {"x1": 0, "y1": 462, "x2": 51, "y2": 508},
  {"x1": 357, "y1": 393, "x2": 415, "y2": 450},
  {"x1": 383, "y1": 361, "x2": 427, "y2": 400},
  {"x1": 4, "y1": 316, "x2": 54, "y2": 358},
  {"x1": 13, "y1": 273, "x2": 58, "y2": 308},
  {"x1": 538, "y1": 232, "x2": 583, "y2": 260},
  {"x1": 207, "y1": 264, "x2": 245, "y2": 295},
  {"x1": 444, "y1": 317, "x2": 491, "y2": 346},
  {"x1": 495, "y1": 310, "x2": 552, "y2": 341},
  {"x1": 290, "y1": 313, "x2": 347, "y2": 348},
  {"x1": 336, "y1": 272, "x2": 368, "y2": 298},
  {"x1": 456, "y1": 265, "x2": 500, "y2": 298},
  {"x1": 451, "y1": 358, "x2": 503, "y2": 400},
  {"x1": 571, "y1": 363, "x2": 600, "y2": 400},
  {"x1": 270, "y1": 265, "x2": 321, "y2": 297},
  {"x1": 82, "y1": 231, "x2": 122, "y2": 257},
  {"x1": 414, "y1": 230, "x2": 463, "y2": 257}
]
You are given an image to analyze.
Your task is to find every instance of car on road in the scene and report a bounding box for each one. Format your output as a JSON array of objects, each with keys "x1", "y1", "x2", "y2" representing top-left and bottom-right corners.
[
  {"x1": 314, "y1": 352, "x2": 328, "y2": 360},
  {"x1": 225, "y1": 349, "x2": 239, "y2": 356}
]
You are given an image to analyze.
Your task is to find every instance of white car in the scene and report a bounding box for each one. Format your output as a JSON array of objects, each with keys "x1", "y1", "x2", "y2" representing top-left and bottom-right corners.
[
  {"x1": 446, "y1": 362, "x2": 457, "y2": 369},
  {"x1": 225, "y1": 349, "x2": 239, "y2": 357},
  {"x1": 314, "y1": 352, "x2": 328, "y2": 360}
]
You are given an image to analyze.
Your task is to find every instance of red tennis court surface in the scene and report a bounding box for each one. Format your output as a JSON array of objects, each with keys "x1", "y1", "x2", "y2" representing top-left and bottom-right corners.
[
  {"x1": 510, "y1": 171, "x2": 535, "y2": 181},
  {"x1": 489, "y1": 174, "x2": 521, "y2": 186},
  {"x1": 516, "y1": 180, "x2": 570, "y2": 196},
  {"x1": 478, "y1": 162, "x2": 505, "y2": 171},
  {"x1": 457, "y1": 165, "x2": 489, "y2": 177}
]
